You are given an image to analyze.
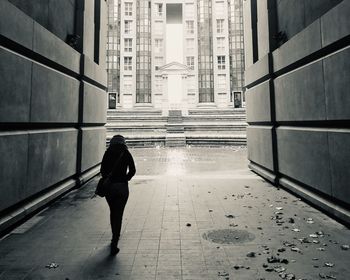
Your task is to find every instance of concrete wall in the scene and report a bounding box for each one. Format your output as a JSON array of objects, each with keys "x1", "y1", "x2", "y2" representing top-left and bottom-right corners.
[
  {"x1": 0, "y1": 0, "x2": 107, "y2": 232},
  {"x1": 244, "y1": 0, "x2": 350, "y2": 224},
  {"x1": 276, "y1": 0, "x2": 343, "y2": 42},
  {"x1": 8, "y1": 0, "x2": 77, "y2": 42}
]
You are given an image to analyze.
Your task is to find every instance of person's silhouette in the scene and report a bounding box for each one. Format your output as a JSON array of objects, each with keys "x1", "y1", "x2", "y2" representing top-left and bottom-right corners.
[{"x1": 100, "y1": 135, "x2": 136, "y2": 255}]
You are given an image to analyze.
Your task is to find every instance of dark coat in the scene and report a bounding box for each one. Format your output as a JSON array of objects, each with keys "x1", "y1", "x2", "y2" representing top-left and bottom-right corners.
[{"x1": 100, "y1": 144, "x2": 136, "y2": 183}]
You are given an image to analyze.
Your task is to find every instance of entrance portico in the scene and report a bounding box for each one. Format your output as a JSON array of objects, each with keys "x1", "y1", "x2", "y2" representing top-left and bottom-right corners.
[{"x1": 159, "y1": 62, "x2": 190, "y2": 116}]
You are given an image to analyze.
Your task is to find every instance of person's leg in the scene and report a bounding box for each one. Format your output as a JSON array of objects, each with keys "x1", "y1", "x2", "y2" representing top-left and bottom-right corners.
[{"x1": 113, "y1": 193, "x2": 129, "y2": 242}]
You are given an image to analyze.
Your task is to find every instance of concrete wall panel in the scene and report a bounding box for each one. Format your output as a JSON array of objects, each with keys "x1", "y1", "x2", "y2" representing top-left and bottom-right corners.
[
  {"x1": 31, "y1": 63, "x2": 79, "y2": 123},
  {"x1": 277, "y1": 128, "x2": 331, "y2": 195},
  {"x1": 273, "y1": 20, "x2": 322, "y2": 72},
  {"x1": 0, "y1": 49, "x2": 32, "y2": 123},
  {"x1": 276, "y1": 0, "x2": 305, "y2": 41},
  {"x1": 83, "y1": 0, "x2": 95, "y2": 59},
  {"x1": 33, "y1": 23, "x2": 80, "y2": 73},
  {"x1": 275, "y1": 61, "x2": 326, "y2": 121},
  {"x1": 0, "y1": 0, "x2": 34, "y2": 49},
  {"x1": 0, "y1": 132, "x2": 28, "y2": 212},
  {"x1": 323, "y1": 47, "x2": 350, "y2": 120},
  {"x1": 245, "y1": 54, "x2": 270, "y2": 87},
  {"x1": 257, "y1": 0, "x2": 269, "y2": 59},
  {"x1": 83, "y1": 83, "x2": 107, "y2": 124},
  {"x1": 47, "y1": 0, "x2": 76, "y2": 42},
  {"x1": 81, "y1": 127, "x2": 106, "y2": 172},
  {"x1": 246, "y1": 81, "x2": 271, "y2": 123},
  {"x1": 329, "y1": 130, "x2": 350, "y2": 204},
  {"x1": 8, "y1": 0, "x2": 49, "y2": 29},
  {"x1": 84, "y1": 55, "x2": 108, "y2": 88},
  {"x1": 247, "y1": 126, "x2": 274, "y2": 170},
  {"x1": 304, "y1": 0, "x2": 342, "y2": 27},
  {"x1": 8, "y1": 0, "x2": 76, "y2": 43},
  {"x1": 321, "y1": 0, "x2": 350, "y2": 47},
  {"x1": 27, "y1": 129, "x2": 77, "y2": 197}
]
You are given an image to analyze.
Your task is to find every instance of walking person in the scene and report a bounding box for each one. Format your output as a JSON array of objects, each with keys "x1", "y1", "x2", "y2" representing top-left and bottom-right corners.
[{"x1": 100, "y1": 135, "x2": 136, "y2": 255}]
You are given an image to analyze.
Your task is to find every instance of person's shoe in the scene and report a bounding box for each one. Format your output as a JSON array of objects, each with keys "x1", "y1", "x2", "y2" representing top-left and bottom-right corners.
[{"x1": 110, "y1": 242, "x2": 120, "y2": 255}]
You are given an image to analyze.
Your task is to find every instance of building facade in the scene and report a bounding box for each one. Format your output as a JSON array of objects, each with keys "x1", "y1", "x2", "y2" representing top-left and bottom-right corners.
[
  {"x1": 244, "y1": 0, "x2": 350, "y2": 224},
  {"x1": 106, "y1": 0, "x2": 245, "y2": 114},
  {"x1": 0, "y1": 0, "x2": 107, "y2": 232}
]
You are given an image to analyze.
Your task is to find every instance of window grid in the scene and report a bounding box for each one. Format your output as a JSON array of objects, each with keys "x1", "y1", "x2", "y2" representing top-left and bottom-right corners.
[
  {"x1": 186, "y1": 21, "x2": 194, "y2": 35},
  {"x1": 216, "y1": 19, "x2": 224, "y2": 34},
  {"x1": 124, "y1": 57, "x2": 132, "y2": 71},
  {"x1": 186, "y1": 56, "x2": 195, "y2": 70},
  {"x1": 124, "y1": 38, "x2": 132, "y2": 52},
  {"x1": 198, "y1": 0, "x2": 214, "y2": 103},
  {"x1": 125, "y1": 2, "x2": 132, "y2": 16},
  {"x1": 217, "y1": 56, "x2": 225, "y2": 70}
]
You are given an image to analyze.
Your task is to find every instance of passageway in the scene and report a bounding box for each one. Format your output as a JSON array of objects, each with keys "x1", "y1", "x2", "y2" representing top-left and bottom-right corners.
[{"x1": 0, "y1": 147, "x2": 349, "y2": 280}]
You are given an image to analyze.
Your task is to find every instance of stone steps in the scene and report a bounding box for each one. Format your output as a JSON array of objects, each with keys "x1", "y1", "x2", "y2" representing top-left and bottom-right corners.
[{"x1": 106, "y1": 108, "x2": 247, "y2": 147}]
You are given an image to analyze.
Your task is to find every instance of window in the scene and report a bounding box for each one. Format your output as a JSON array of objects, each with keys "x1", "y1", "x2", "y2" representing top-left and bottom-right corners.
[
  {"x1": 125, "y1": 20, "x2": 132, "y2": 34},
  {"x1": 217, "y1": 74, "x2": 226, "y2": 88},
  {"x1": 108, "y1": 92, "x2": 119, "y2": 109},
  {"x1": 124, "y1": 75, "x2": 132, "y2": 90},
  {"x1": 217, "y1": 37, "x2": 225, "y2": 52},
  {"x1": 185, "y1": 3, "x2": 195, "y2": 18},
  {"x1": 215, "y1": 1, "x2": 224, "y2": 16},
  {"x1": 155, "y1": 3, "x2": 163, "y2": 17},
  {"x1": 124, "y1": 57, "x2": 132, "y2": 71},
  {"x1": 124, "y1": 38, "x2": 132, "y2": 52},
  {"x1": 125, "y1": 2, "x2": 132, "y2": 16},
  {"x1": 154, "y1": 21, "x2": 163, "y2": 34},
  {"x1": 155, "y1": 56, "x2": 163, "y2": 70},
  {"x1": 217, "y1": 56, "x2": 225, "y2": 70},
  {"x1": 217, "y1": 19, "x2": 224, "y2": 34},
  {"x1": 186, "y1": 38, "x2": 195, "y2": 52},
  {"x1": 187, "y1": 76, "x2": 195, "y2": 89},
  {"x1": 186, "y1": 21, "x2": 194, "y2": 35},
  {"x1": 155, "y1": 39, "x2": 163, "y2": 53},
  {"x1": 155, "y1": 75, "x2": 163, "y2": 90},
  {"x1": 186, "y1": 56, "x2": 195, "y2": 70}
]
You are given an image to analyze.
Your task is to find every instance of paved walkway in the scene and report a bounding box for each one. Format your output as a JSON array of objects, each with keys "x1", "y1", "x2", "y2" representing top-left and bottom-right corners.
[{"x1": 0, "y1": 147, "x2": 349, "y2": 280}]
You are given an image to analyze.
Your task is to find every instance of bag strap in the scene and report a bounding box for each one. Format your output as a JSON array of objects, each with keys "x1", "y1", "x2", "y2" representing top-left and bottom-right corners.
[{"x1": 107, "y1": 151, "x2": 125, "y2": 178}]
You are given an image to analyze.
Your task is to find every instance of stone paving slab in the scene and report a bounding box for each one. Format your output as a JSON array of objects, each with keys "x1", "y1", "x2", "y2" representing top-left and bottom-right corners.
[{"x1": 0, "y1": 147, "x2": 349, "y2": 280}]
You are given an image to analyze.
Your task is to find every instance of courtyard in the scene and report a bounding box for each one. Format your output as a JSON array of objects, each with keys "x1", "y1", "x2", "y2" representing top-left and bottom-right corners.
[{"x1": 0, "y1": 147, "x2": 349, "y2": 280}]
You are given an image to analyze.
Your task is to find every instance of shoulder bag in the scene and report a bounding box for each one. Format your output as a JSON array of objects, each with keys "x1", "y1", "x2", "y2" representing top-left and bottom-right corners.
[{"x1": 95, "y1": 151, "x2": 125, "y2": 197}]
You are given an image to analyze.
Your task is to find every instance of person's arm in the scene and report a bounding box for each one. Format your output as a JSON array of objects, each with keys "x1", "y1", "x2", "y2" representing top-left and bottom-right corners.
[
  {"x1": 100, "y1": 151, "x2": 109, "y2": 178},
  {"x1": 126, "y1": 152, "x2": 136, "y2": 181}
]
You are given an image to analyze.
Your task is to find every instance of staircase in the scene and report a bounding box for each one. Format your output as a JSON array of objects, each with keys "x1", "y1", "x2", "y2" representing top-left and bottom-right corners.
[
  {"x1": 165, "y1": 110, "x2": 186, "y2": 147},
  {"x1": 106, "y1": 108, "x2": 247, "y2": 147}
]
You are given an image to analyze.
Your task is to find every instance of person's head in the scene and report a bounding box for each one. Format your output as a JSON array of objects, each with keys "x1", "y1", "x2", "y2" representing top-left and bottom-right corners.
[{"x1": 110, "y1": 135, "x2": 126, "y2": 147}]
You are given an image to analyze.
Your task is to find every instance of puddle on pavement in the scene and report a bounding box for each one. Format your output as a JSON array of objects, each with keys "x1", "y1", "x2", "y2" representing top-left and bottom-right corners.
[{"x1": 202, "y1": 229, "x2": 255, "y2": 245}]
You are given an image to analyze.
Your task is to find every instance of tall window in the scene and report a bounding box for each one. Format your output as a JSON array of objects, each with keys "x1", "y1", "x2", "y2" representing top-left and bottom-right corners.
[
  {"x1": 215, "y1": 1, "x2": 224, "y2": 16},
  {"x1": 217, "y1": 19, "x2": 224, "y2": 34},
  {"x1": 186, "y1": 56, "x2": 195, "y2": 70},
  {"x1": 155, "y1": 3, "x2": 163, "y2": 16},
  {"x1": 217, "y1": 56, "x2": 225, "y2": 70},
  {"x1": 124, "y1": 57, "x2": 132, "y2": 70},
  {"x1": 124, "y1": 38, "x2": 132, "y2": 52},
  {"x1": 217, "y1": 74, "x2": 226, "y2": 88},
  {"x1": 155, "y1": 56, "x2": 163, "y2": 70},
  {"x1": 155, "y1": 39, "x2": 163, "y2": 53},
  {"x1": 125, "y1": 20, "x2": 132, "y2": 34},
  {"x1": 125, "y1": 2, "x2": 132, "y2": 16},
  {"x1": 217, "y1": 37, "x2": 225, "y2": 52},
  {"x1": 124, "y1": 75, "x2": 132, "y2": 90},
  {"x1": 155, "y1": 75, "x2": 163, "y2": 90},
  {"x1": 154, "y1": 21, "x2": 163, "y2": 34},
  {"x1": 186, "y1": 21, "x2": 194, "y2": 35},
  {"x1": 185, "y1": 3, "x2": 195, "y2": 18},
  {"x1": 186, "y1": 38, "x2": 195, "y2": 52}
]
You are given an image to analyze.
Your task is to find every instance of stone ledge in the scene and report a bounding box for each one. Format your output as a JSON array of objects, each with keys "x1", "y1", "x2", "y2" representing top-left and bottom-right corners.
[{"x1": 279, "y1": 177, "x2": 350, "y2": 227}]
